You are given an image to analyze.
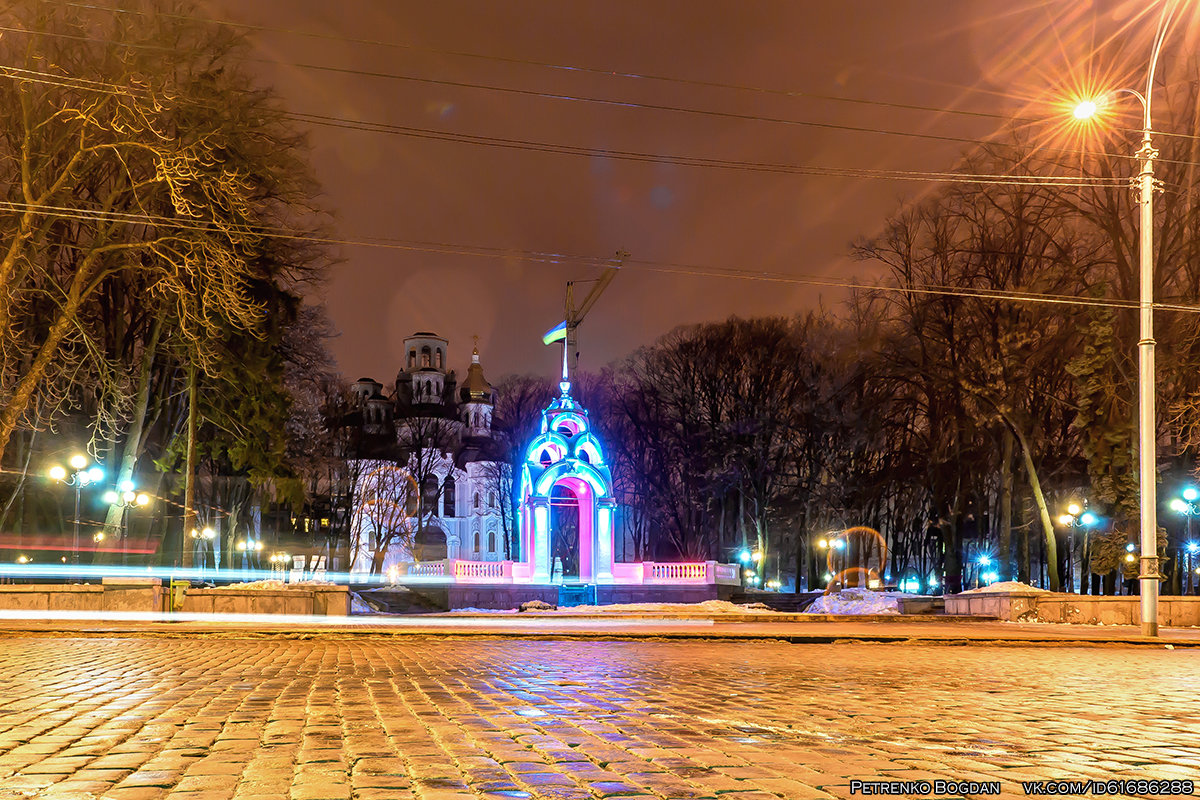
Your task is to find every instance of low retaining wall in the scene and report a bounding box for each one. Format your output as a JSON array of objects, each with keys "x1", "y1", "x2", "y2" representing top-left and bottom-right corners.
[
  {"x1": 180, "y1": 586, "x2": 349, "y2": 616},
  {"x1": 0, "y1": 578, "x2": 163, "y2": 612},
  {"x1": 442, "y1": 583, "x2": 732, "y2": 610},
  {"x1": 595, "y1": 584, "x2": 731, "y2": 605},
  {"x1": 448, "y1": 585, "x2": 559, "y2": 610},
  {"x1": 946, "y1": 591, "x2": 1200, "y2": 626},
  {"x1": 0, "y1": 581, "x2": 350, "y2": 616}
]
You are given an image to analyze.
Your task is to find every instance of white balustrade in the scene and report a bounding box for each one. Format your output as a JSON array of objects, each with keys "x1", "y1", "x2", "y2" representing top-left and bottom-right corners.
[
  {"x1": 407, "y1": 560, "x2": 446, "y2": 577},
  {"x1": 646, "y1": 562, "x2": 709, "y2": 582}
]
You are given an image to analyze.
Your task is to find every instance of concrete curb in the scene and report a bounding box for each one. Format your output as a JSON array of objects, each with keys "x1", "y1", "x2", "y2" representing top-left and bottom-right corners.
[
  {"x1": 438, "y1": 612, "x2": 997, "y2": 623},
  {"x1": 0, "y1": 616, "x2": 1196, "y2": 647}
]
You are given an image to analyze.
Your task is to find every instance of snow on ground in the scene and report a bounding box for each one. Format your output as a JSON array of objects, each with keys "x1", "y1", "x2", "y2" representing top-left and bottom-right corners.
[
  {"x1": 805, "y1": 589, "x2": 902, "y2": 615},
  {"x1": 224, "y1": 580, "x2": 288, "y2": 590},
  {"x1": 562, "y1": 599, "x2": 778, "y2": 614},
  {"x1": 958, "y1": 581, "x2": 1051, "y2": 595},
  {"x1": 447, "y1": 600, "x2": 778, "y2": 614},
  {"x1": 223, "y1": 579, "x2": 335, "y2": 589},
  {"x1": 350, "y1": 594, "x2": 375, "y2": 614}
]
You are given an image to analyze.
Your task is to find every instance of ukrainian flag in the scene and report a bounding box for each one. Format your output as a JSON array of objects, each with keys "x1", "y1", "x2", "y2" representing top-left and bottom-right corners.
[{"x1": 542, "y1": 320, "x2": 567, "y2": 345}]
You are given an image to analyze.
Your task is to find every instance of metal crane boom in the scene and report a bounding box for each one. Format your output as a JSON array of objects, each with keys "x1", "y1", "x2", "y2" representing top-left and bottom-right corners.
[{"x1": 544, "y1": 250, "x2": 626, "y2": 385}]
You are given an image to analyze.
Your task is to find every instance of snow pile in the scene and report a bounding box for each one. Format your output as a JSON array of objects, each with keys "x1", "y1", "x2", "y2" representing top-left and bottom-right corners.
[
  {"x1": 454, "y1": 607, "x2": 517, "y2": 614},
  {"x1": 958, "y1": 581, "x2": 1050, "y2": 595},
  {"x1": 519, "y1": 600, "x2": 557, "y2": 612},
  {"x1": 223, "y1": 579, "x2": 336, "y2": 590},
  {"x1": 805, "y1": 589, "x2": 902, "y2": 615},
  {"x1": 350, "y1": 594, "x2": 375, "y2": 614},
  {"x1": 224, "y1": 580, "x2": 288, "y2": 590}
]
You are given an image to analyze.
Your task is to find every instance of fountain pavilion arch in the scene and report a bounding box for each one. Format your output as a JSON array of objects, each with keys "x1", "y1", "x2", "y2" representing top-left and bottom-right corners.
[
  {"x1": 378, "y1": 379, "x2": 740, "y2": 608},
  {"x1": 518, "y1": 382, "x2": 617, "y2": 584}
]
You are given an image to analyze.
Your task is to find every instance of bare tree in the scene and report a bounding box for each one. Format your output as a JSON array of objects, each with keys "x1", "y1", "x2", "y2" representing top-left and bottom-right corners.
[
  {"x1": 348, "y1": 462, "x2": 418, "y2": 575},
  {"x1": 0, "y1": 2, "x2": 329, "y2": 468}
]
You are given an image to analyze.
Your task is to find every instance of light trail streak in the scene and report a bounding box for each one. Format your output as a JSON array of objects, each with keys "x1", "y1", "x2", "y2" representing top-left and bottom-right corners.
[
  {"x1": 0, "y1": 563, "x2": 378, "y2": 584},
  {"x1": 0, "y1": 609, "x2": 716, "y2": 629}
]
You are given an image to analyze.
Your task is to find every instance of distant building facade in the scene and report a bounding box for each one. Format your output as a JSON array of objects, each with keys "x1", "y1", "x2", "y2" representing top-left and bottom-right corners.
[{"x1": 345, "y1": 332, "x2": 509, "y2": 575}]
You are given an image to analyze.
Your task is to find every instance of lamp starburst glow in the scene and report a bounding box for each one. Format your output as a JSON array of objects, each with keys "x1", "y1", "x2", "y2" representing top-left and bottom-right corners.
[{"x1": 1072, "y1": 98, "x2": 1100, "y2": 119}]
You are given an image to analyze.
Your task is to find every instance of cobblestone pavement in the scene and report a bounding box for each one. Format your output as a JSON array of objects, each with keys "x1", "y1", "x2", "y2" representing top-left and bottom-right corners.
[{"x1": 0, "y1": 636, "x2": 1195, "y2": 800}]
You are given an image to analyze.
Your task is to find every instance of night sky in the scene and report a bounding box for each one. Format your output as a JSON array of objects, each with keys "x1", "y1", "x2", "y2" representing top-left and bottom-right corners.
[{"x1": 205, "y1": 1, "x2": 1159, "y2": 382}]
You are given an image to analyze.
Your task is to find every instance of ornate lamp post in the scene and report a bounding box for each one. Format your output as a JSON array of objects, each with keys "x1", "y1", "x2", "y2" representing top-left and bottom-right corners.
[
  {"x1": 236, "y1": 538, "x2": 264, "y2": 577},
  {"x1": 103, "y1": 482, "x2": 150, "y2": 566},
  {"x1": 1169, "y1": 487, "x2": 1199, "y2": 595},
  {"x1": 48, "y1": 455, "x2": 104, "y2": 570},
  {"x1": 1057, "y1": 504, "x2": 1100, "y2": 594},
  {"x1": 1072, "y1": 3, "x2": 1178, "y2": 634},
  {"x1": 189, "y1": 527, "x2": 217, "y2": 575}
]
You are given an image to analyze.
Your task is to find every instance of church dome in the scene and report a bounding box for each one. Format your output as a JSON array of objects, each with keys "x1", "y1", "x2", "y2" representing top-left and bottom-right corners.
[{"x1": 461, "y1": 346, "x2": 493, "y2": 403}]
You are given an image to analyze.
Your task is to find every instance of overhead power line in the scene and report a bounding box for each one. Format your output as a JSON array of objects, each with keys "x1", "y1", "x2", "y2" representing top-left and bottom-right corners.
[
  {"x1": 34, "y1": 0, "x2": 1200, "y2": 146},
  {"x1": 4, "y1": 16, "x2": 1200, "y2": 159},
  {"x1": 291, "y1": 111, "x2": 1134, "y2": 186},
  {"x1": 0, "y1": 63, "x2": 1146, "y2": 183},
  {"x1": 18, "y1": 2, "x2": 1031, "y2": 124},
  {"x1": 2, "y1": 197, "x2": 1198, "y2": 317}
]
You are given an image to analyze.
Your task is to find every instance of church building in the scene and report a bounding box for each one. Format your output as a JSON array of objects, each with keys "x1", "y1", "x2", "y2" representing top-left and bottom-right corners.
[{"x1": 345, "y1": 332, "x2": 509, "y2": 575}]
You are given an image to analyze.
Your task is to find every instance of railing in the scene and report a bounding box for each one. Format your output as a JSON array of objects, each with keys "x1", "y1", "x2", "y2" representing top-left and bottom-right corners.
[
  {"x1": 645, "y1": 561, "x2": 710, "y2": 583},
  {"x1": 393, "y1": 559, "x2": 737, "y2": 586},
  {"x1": 453, "y1": 560, "x2": 509, "y2": 581},
  {"x1": 406, "y1": 561, "x2": 446, "y2": 577}
]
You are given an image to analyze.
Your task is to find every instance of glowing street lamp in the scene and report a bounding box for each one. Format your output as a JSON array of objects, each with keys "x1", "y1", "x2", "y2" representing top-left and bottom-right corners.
[
  {"x1": 104, "y1": 482, "x2": 151, "y2": 566},
  {"x1": 1171, "y1": 489, "x2": 1200, "y2": 595},
  {"x1": 269, "y1": 552, "x2": 292, "y2": 578},
  {"x1": 1070, "y1": 3, "x2": 1178, "y2": 636},
  {"x1": 1185, "y1": 541, "x2": 1200, "y2": 596},
  {"x1": 1058, "y1": 504, "x2": 1100, "y2": 594},
  {"x1": 48, "y1": 454, "x2": 104, "y2": 569},
  {"x1": 189, "y1": 527, "x2": 217, "y2": 575}
]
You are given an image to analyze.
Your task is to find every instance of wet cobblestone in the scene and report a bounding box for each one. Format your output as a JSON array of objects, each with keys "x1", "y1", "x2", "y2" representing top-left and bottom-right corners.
[{"x1": 0, "y1": 637, "x2": 1195, "y2": 799}]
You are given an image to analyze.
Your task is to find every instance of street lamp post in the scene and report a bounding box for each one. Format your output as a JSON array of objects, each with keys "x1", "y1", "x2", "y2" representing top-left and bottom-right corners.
[
  {"x1": 48, "y1": 455, "x2": 104, "y2": 571},
  {"x1": 1169, "y1": 487, "x2": 1198, "y2": 595},
  {"x1": 1186, "y1": 541, "x2": 1200, "y2": 596},
  {"x1": 1073, "y1": 3, "x2": 1177, "y2": 635},
  {"x1": 973, "y1": 554, "x2": 999, "y2": 590},
  {"x1": 189, "y1": 527, "x2": 216, "y2": 576},
  {"x1": 103, "y1": 482, "x2": 150, "y2": 566},
  {"x1": 1057, "y1": 504, "x2": 1100, "y2": 594},
  {"x1": 236, "y1": 538, "x2": 264, "y2": 578}
]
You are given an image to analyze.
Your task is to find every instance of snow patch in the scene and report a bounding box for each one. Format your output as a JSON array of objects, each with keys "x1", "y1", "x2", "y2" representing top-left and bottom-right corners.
[
  {"x1": 223, "y1": 579, "x2": 336, "y2": 590},
  {"x1": 449, "y1": 600, "x2": 778, "y2": 614},
  {"x1": 558, "y1": 599, "x2": 778, "y2": 615},
  {"x1": 805, "y1": 589, "x2": 901, "y2": 615},
  {"x1": 519, "y1": 600, "x2": 557, "y2": 612},
  {"x1": 958, "y1": 581, "x2": 1050, "y2": 595}
]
